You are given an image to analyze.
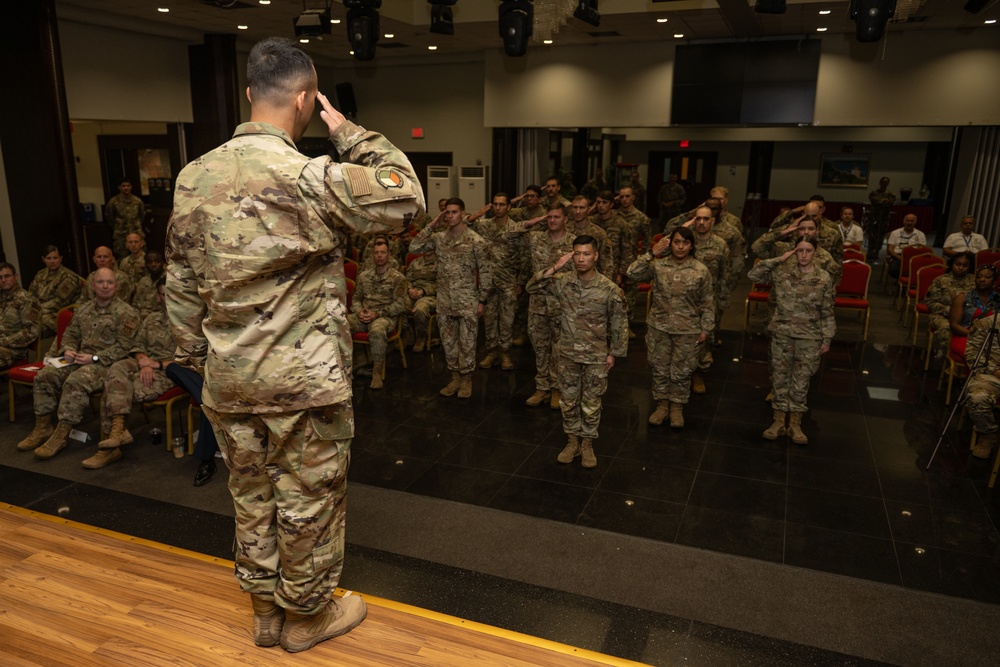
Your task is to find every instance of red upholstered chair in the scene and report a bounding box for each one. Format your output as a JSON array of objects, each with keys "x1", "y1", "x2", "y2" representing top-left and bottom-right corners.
[
  {"x1": 845, "y1": 242, "x2": 862, "y2": 252},
  {"x1": 344, "y1": 258, "x2": 359, "y2": 282},
  {"x1": 8, "y1": 306, "x2": 75, "y2": 422},
  {"x1": 744, "y1": 260, "x2": 772, "y2": 330},
  {"x1": 405, "y1": 252, "x2": 423, "y2": 268},
  {"x1": 895, "y1": 246, "x2": 935, "y2": 310},
  {"x1": 976, "y1": 250, "x2": 1000, "y2": 271},
  {"x1": 352, "y1": 317, "x2": 407, "y2": 379},
  {"x1": 909, "y1": 265, "x2": 947, "y2": 367},
  {"x1": 140, "y1": 385, "x2": 190, "y2": 454},
  {"x1": 835, "y1": 260, "x2": 872, "y2": 341},
  {"x1": 843, "y1": 249, "x2": 866, "y2": 262},
  {"x1": 903, "y1": 255, "x2": 945, "y2": 324},
  {"x1": 346, "y1": 278, "x2": 355, "y2": 310},
  {"x1": 938, "y1": 335, "x2": 968, "y2": 406}
]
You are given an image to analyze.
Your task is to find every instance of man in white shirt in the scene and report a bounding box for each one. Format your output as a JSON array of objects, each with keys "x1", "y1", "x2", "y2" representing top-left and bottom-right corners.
[
  {"x1": 886, "y1": 213, "x2": 927, "y2": 279},
  {"x1": 943, "y1": 215, "x2": 989, "y2": 257},
  {"x1": 837, "y1": 207, "x2": 864, "y2": 246}
]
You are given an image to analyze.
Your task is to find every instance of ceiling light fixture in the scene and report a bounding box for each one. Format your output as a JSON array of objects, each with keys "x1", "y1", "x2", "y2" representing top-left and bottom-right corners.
[
  {"x1": 819, "y1": 9, "x2": 831, "y2": 15},
  {"x1": 673, "y1": 33, "x2": 684, "y2": 38},
  {"x1": 850, "y1": 0, "x2": 895, "y2": 42},
  {"x1": 295, "y1": 3, "x2": 333, "y2": 39},
  {"x1": 429, "y1": 0, "x2": 457, "y2": 36},
  {"x1": 986, "y1": 19, "x2": 997, "y2": 24},
  {"x1": 384, "y1": 33, "x2": 394, "y2": 38},
  {"x1": 816, "y1": 27, "x2": 828, "y2": 31},
  {"x1": 499, "y1": 0, "x2": 533, "y2": 58},
  {"x1": 428, "y1": 45, "x2": 438, "y2": 50},
  {"x1": 300, "y1": 38, "x2": 310, "y2": 43},
  {"x1": 543, "y1": 39, "x2": 553, "y2": 44},
  {"x1": 238, "y1": 25, "x2": 248, "y2": 30},
  {"x1": 345, "y1": 0, "x2": 381, "y2": 61},
  {"x1": 656, "y1": 18, "x2": 668, "y2": 23},
  {"x1": 259, "y1": 0, "x2": 271, "y2": 4},
  {"x1": 157, "y1": 7, "x2": 169, "y2": 12},
  {"x1": 573, "y1": 0, "x2": 600, "y2": 28},
  {"x1": 331, "y1": 18, "x2": 341, "y2": 24}
]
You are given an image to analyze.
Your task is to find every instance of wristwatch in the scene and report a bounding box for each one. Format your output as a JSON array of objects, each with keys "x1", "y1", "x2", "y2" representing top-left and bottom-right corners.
[{"x1": 92, "y1": 355, "x2": 99, "y2": 364}]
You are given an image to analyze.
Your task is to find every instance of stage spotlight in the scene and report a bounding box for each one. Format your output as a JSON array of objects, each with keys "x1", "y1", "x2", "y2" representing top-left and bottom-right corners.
[
  {"x1": 964, "y1": 0, "x2": 989, "y2": 14},
  {"x1": 573, "y1": 1, "x2": 600, "y2": 27},
  {"x1": 294, "y1": 7, "x2": 332, "y2": 38},
  {"x1": 753, "y1": 0, "x2": 787, "y2": 14},
  {"x1": 850, "y1": 0, "x2": 896, "y2": 43},
  {"x1": 345, "y1": 0, "x2": 381, "y2": 61},
  {"x1": 429, "y1": 0, "x2": 457, "y2": 36},
  {"x1": 499, "y1": 0, "x2": 533, "y2": 57}
]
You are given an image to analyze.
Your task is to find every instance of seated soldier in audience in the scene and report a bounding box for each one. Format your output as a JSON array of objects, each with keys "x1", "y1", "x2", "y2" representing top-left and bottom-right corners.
[
  {"x1": 361, "y1": 233, "x2": 403, "y2": 270},
  {"x1": 943, "y1": 215, "x2": 989, "y2": 257},
  {"x1": 119, "y1": 233, "x2": 148, "y2": 287},
  {"x1": 16, "y1": 268, "x2": 140, "y2": 460},
  {"x1": 80, "y1": 245, "x2": 134, "y2": 304},
  {"x1": 964, "y1": 299, "x2": 1000, "y2": 460},
  {"x1": 349, "y1": 237, "x2": 409, "y2": 389},
  {"x1": 925, "y1": 252, "x2": 975, "y2": 362},
  {"x1": 132, "y1": 251, "x2": 166, "y2": 319},
  {"x1": 0, "y1": 263, "x2": 42, "y2": 368},
  {"x1": 406, "y1": 250, "x2": 437, "y2": 352},
  {"x1": 83, "y1": 277, "x2": 176, "y2": 469},
  {"x1": 886, "y1": 214, "x2": 927, "y2": 279},
  {"x1": 29, "y1": 245, "x2": 82, "y2": 336}
]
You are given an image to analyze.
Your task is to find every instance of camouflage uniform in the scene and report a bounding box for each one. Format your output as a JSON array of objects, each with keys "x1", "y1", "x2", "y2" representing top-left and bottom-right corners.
[
  {"x1": 508, "y1": 204, "x2": 547, "y2": 223},
  {"x1": 33, "y1": 298, "x2": 140, "y2": 423},
  {"x1": 867, "y1": 189, "x2": 897, "y2": 261},
  {"x1": 0, "y1": 284, "x2": 41, "y2": 367},
  {"x1": 590, "y1": 213, "x2": 625, "y2": 281},
  {"x1": 81, "y1": 269, "x2": 134, "y2": 306},
  {"x1": 405, "y1": 252, "x2": 437, "y2": 343},
  {"x1": 105, "y1": 193, "x2": 146, "y2": 259},
  {"x1": 470, "y1": 216, "x2": 524, "y2": 353},
  {"x1": 693, "y1": 233, "x2": 731, "y2": 370},
  {"x1": 965, "y1": 316, "x2": 1000, "y2": 435},
  {"x1": 751, "y1": 229, "x2": 842, "y2": 285},
  {"x1": 348, "y1": 265, "x2": 408, "y2": 364},
  {"x1": 100, "y1": 308, "x2": 176, "y2": 433},
  {"x1": 360, "y1": 234, "x2": 404, "y2": 269},
  {"x1": 569, "y1": 221, "x2": 613, "y2": 278},
  {"x1": 748, "y1": 257, "x2": 835, "y2": 414},
  {"x1": 527, "y1": 269, "x2": 628, "y2": 439},
  {"x1": 627, "y1": 253, "x2": 714, "y2": 405},
  {"x1": 506, "y1": 226, "x2": 577, "y2": 391},
  {"x1": 132, "y1": 274, "x2": 163, "y2": 320},
  {"x1": 617, "y1": 207, "x2": 652, "y2": 320},
  {"x1": 119, "y1": 253, "x2": 147, "y2": 287},
  {"x1": 165, "y1": 119, "x2": 422, "y2": 613},
  {"x1": 926, "y1": 273, "x2": 975, "y2": 359},
  {"x1": 714, "y1": 219, "x2": 746, "y2": 303},
  {"x1": 29, "y1": 265, "x2": 82, "y2": 336},
  {"x1": 409, "y1": 224, "x2": 491, "y2": 375}
]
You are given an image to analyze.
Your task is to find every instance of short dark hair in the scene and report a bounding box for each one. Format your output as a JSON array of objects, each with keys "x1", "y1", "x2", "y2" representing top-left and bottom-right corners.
[
  {"x1": 796, "y1": 235, "x2": 820, "y2": 250},
  {"x1": 118, "y1": 178, "x2": 132, "y2": 187},
  {"x1": 545, "y1": 176, "x2": 559, "y2": 184},
  {"x1": 42, "y1": 245, "x2": 60, "y2": 256},
  {"x1": 0, "y1": 262, "x2": 15, "y2": 275},
  {"x1": 670, "y1": 226, "x2": 697, "y2": 257},
  {"x1": 493, "y1": 192, "x2": 509, "y2": 204},
  {"x1": 596, "y1": 190, "x2": 614, "y2": 202},
  {"x1": 145, "y1": 251, "x2": 164, "y2": 263},
  {"x1": 573, "y1": 235, "x2": 597, "y2": 250},
  {"x1": 947, "y1": 252, "x2": 975, "y2": 271},
  {"x1": 809, "y1": 194, "x2": 826, "y2": 203},
  {"x1": 525, "y1": 185, "x2": 542, "y2": 196},
  {"x1": 247, "y1": 37, "x2": 316, "y2": 105},
  {"x1": 372, "y1": 236, "x2": 390, "y2": 250},
  {"x1": 547, "y1": 203, "x2": 569, "y2": 217},
  {"x1": 446, "y1": 197, "x2": 465, "y2": 211}
]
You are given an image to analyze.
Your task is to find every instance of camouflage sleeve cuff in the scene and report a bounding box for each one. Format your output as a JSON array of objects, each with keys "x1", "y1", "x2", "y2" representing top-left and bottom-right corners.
[{"x1": 329, "y1": 120, "x2": 365, "y2": 152}]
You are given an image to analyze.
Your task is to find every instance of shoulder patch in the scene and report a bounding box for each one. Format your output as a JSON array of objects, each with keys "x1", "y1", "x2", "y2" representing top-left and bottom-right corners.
[
  {"x1": 375, "y1": 168, "x2": 405, "y2": 189},
  {"x1": 344, "y1": 166, "x2": 372, "y2": 198}
]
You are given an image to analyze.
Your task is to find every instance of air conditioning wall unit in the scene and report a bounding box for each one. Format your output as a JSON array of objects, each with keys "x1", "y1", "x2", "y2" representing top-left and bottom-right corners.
[
  {"x1": 458, "y1": 165, "x2": 489, "y2": 210},
  {"x1": 427, "y1": 166, "x2": 454, "y2": 208}
]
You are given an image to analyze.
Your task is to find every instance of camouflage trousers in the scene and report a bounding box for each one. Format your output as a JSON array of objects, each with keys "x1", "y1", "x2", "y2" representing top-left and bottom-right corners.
[
  {"x1": 647, "y1": 328, "x2": 702, "y2": 404},
  {"x1": 100, "y1": 358, "x2": 175, "y2": 433},
  {"x1": 769, "y1": 334, "x2": 822, "y2": 414},
  {"x1": 622, "y1": 279, "x2": 638, "y2": 322},
  {"x1": 348, "y1": 314, "x2": 396, "y2": 363},
  {"x1": 483, "y1": 287, "x2": 517, "y2": 352},
  {"x1": 34, "y1": 362, "x2": 108, "y2": 424},
  {"x1": 0, "y1": 345, "x2": 28, "y2": 368},
  {"x1": 113, "y1": 221, "x2": 144, "y2": 260},
  {"x1": 928, "y1": 314, "x2": 951, "y2": 360},
  {"x1": 556, "y1": 357, "x2": 609, "y2": 439},
  {"x1": 439, "y1": 313, "x2": 478, "y2": 374},
  {"x1": 528, "y1": 312, "x2": 560, "y2": 391},
  {"x1": 204, "y1": 402, "x2": 353, "y2": 615},
  {"x1": 966, "y1": 373, "x2": 1000, "y2": 434},
  {"x1": 411, "y1": 296, "x2": 436, "y2": 343}
]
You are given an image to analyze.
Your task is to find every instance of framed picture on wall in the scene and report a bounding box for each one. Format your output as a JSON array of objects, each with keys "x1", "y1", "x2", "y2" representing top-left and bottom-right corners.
[{"x1": 818, "y1": 154, "x2": 871, "y2": 188}]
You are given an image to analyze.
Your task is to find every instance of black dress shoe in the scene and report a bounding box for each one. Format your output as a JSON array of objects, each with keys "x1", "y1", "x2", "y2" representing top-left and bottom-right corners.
[{"x1": 193, "y1": 459, "x2": 217, "y2": 487}]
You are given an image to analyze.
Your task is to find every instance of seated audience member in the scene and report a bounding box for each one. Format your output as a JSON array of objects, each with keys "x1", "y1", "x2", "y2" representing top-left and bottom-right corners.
[
  {"x1": 119, "y1": 233, "x2": 148, "y2": 286},
  {"x1": 925, "y1": 252, "x2": 975, "y2": 361},
  {"x1": 132, "y1": 251, "x2": 166, "y2": 319},
  {"x1": 837, "y1": 207, "x2": 864, "y2": 246},
  {"x1": 29, "y1": 245, "x2": 82, "y2": 336},
  {"x1": 0, "y1": 262, "x2": 42, "y2": 367},
  {"x1": 948, "y1": 264, "x2": 1000, "y2": 341},
  {"x1": 80, "y1": 245, "x2": 134, "y2": 304},
  {"x1": 964, "y1": 300, "x2": 1000, "y2": 460},
  {"x1": 16, "y1": 268, "x2": 140, "y2": 460},
  {"x1": 349, "y1": 237, "x2": 409, "y2": 389},
  {"x1": 943, "y1": 215, "x2": 989, "y2": 257},
  {"x1": 82, "y1": 277, "x2": 176, "y2": 469},
  {"x1": 886, "y1": 214, "x2": 927, "y2": 279}
]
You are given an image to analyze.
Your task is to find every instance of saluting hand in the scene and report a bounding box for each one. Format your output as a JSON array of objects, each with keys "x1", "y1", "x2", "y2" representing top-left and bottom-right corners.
[
  {"x1": 524, "y1": 215, "x2": 546, "y2": 228},
  {"x1": 553, "y1": 251, "x2": 574, "y2": 272},
  {"x1": 782, "y1": 216, "x2": 803, "y2": 236},
  {"x1": 651, "y1": 236, "x2": 671, "y2": 257},
  {"x1": 682, "y1": 217, "x2": 696, "y2": 228},
  {"x1": 317, "y1": 92, "x2": 346, "y2": 135},
  {"x1": 779, "y1": 248, "x2": 797, "y2": 262}
]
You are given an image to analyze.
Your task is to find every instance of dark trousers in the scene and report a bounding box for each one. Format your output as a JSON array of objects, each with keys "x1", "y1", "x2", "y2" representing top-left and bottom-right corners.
[{"x1": 165, "y1": 364, "x2": 219, "y2": 462}]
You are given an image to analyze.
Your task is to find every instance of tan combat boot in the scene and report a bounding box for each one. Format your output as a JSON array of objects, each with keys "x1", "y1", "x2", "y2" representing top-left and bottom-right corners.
[
  {"x1": 250, "y1": 594, "x2": 285, "y2": 647},
  {"x1": 457, "y1": 373, "x2": 473, "y2": 399},
  {"x1": 439, "y1": 372, "x2": 462, "y2": 397},
  {"x1": 691, "y1": 372, "x2": 706, "y2": 395},
  {"x1": 511, "y1": 335, "x2": 527, "y2": 347},
  {"x1": 500, "y1": 351, "x2": 515, "y2": 371},
  {"x1": 525, "y1": 389, "x2": 550, "y2": 407},
  {"x1": 669, "y1": 402, "x2": 684, "y2": 428},
  {"x1": 550, "y1": 389, "x2": 561, "y2": 410},
  {"x1": 762, "y1": 411, "x2": 787, "y2": 440},
  {"x1": 34, "y1": 422, "x2": 74, "y2": 460},
  {"x1": 648, "y1": 400, "x2": 670, "y2": 426},
  {"x1": 98, "y1": 414, "x2": 134, "y2": 450},
  {"x1": 82, "y1": 447, "x2": 122, "y2": 469},
  {"x1": 972, "y1": 432, "x2": 998, "y2": 459},
  {"x1": 557, "y1": 434, "x2": 580, "y2": 464},
  {"x1": 787, "y1": 412, "x2": 808, "y2": 445},
  {"x1": 478, "y1": 349, "x2": 498, "y2": 369},
  {"x1": 580, "y1": 438, "x2": 597, "y2": 468},
  {"x1": 764, "y1": 388, "x2": 774, "y2": 402},
  {"x1": 412, "y1": 337, "x2": 425, "y2": 353},
  {"x1": 17, "y1": 414, "x2": 54, "y2": 451},
  {"x1": 280, "y1": 594, "x2": 367, "y2": 653},
  {"x1": 370, "y1": 361, "x2": 384, "y2": 390}
]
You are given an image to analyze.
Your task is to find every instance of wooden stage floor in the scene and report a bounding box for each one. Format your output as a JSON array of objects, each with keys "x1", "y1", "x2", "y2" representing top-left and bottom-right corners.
[{"x1": 0, "y1": 504, "x2": 645, "y2": 667}]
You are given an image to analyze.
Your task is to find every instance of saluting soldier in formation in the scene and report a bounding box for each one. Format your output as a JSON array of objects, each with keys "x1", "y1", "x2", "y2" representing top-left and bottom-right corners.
[
  {"x1": 752, "y1": 210, "x2": 842, "y2": 285},
  {"x1": 405, "y1": 250, "x2": 438, "y2": 353},
  {"x1": 687, "y1": 207, "x2": 731, "y2": 394},
  {"x1": 509, "y1": 184, "x2": 548, "y2": 223},
  {"x1": 628, "y1": 227, "x2": 714, "y2": 429},
  {"x1": 29, "y1": 245, "x2": 82, "y2": 336},
  {"x1": 568, "y1": 195, "x2": 613, "y2": 278},
  {"x1": 132, "y1": 251, "x2": 166, "y2": 319},
  {"x1": 105, "y1": 178, "x2": 146, "y2": 259},
  {"x1": 85, "y1": 276, "x2": 176, "y2": 469},
  {"x1": 409, "y1": 197, "x2": 491, "y2": 399},
  {"x1": 0, "y1": 263, "x2": 42, "y2": 367},
  {"x1": 119, "y1": 232, "x2": 148, "y2": 286},
  {"x1": 749, "y1": 237, "x2": 835, "y2": 445},
  {"x1": 769, "y1": 199, "x2": 843, "y2": 266},
  {"x1": 349, "y1": 237, "x2": 409, "y2": 390},
  {"x1": 508, "y1": 204, "x2": 577, "y2": 408},
  {"x1": 589, "y1": 190, "x2": 624, "y2": 282},
  {"x1": 527, "y1": 236, "x2": 628, "y2": 469},
  {"x1": 542, "y1": 175, "x2": 573, "y2": 209},
  {"x1": 17, "y1": 268, "x2": 140, "y2": 460},
  {"x1": 80, "y1": 245, "x2": 134, "y2": 305},
  {"x1": 616, "y1": 186, "x2": 652, "y2": 337}
]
